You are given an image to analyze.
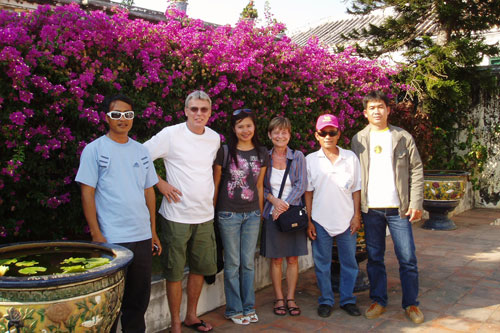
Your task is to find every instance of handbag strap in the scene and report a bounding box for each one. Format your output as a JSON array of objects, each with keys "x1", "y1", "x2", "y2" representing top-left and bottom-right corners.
[{"x1": 277, "y1": 151, "x2": 293, "y2": 199}]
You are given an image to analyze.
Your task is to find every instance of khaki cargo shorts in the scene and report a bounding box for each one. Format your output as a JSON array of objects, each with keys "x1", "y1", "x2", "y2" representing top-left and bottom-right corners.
[{"x1": 159, "y1": 215, "x2": 217, "y2": 282}]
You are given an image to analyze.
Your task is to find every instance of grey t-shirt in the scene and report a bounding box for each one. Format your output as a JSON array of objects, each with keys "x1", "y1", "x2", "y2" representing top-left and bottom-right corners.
[{"x1": 215, "y1": 146, "x2": 269, "y2": 213}]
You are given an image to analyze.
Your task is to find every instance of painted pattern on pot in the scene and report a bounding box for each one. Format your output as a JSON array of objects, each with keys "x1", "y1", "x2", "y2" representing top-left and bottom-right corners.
[
  {"x1": 0, "y1": 271, "x2": 124, "y2": 332},
  {"x1": 423, "y1": 170, "x2": 469, "y2": 201},
  {"x1": 424, "y1": 180, "x2": 465, "y2": 201},
  {"x1": 0, "y1": 242, "x2": 132, "y2": 333}
]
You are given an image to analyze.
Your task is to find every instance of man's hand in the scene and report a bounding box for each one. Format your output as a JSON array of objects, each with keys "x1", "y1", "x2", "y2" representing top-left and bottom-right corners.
[
  {"x1": 307, "y1": 221, "x2": 317, "y2": 240},
  {"x1": 157, "y1": 178, "x2": 182, "y2": 203},
  {"x1": 350, "y1": 214, "x2": 361, "y2": 235},
  {"x1": 152, "y1": 233, "x2": 162, "y2": 256},
  {"x1": 91, "y1": 232, "x2": 107, "y2": 243},
  {"x1": 406, "y1": 208, "x2": 422, "y2": 223}
]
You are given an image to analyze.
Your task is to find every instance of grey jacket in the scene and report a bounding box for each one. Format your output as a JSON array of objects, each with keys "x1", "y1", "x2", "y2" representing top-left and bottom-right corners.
[{"x1": 351, "y1": 124, "x2": 424, "y2": 217}]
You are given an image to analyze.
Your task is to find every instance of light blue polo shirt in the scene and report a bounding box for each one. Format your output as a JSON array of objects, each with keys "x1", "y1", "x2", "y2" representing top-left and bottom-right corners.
[{"x1": 76, "y1": 135, "x2": 158, "y2": 243}]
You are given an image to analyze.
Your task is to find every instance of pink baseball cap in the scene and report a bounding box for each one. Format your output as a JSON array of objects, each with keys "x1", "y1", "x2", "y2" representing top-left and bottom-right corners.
[{"x1": 316, "y1": 114, "x2": 339, "y2": 131}]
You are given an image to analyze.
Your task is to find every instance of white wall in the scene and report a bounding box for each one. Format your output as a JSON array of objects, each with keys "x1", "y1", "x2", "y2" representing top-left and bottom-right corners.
[{"x1": 141, "y1": 242, "x2": 314, "y2": 332}]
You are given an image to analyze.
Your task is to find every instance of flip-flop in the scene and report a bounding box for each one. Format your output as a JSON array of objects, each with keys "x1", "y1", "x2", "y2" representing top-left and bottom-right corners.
[{"x1": 183, "y1": 320, "x2": 213, "y2": 332}]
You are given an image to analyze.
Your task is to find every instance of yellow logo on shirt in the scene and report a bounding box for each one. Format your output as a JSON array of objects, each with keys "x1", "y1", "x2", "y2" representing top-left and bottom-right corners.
[{"x1": 374, "y1": 145, "x2": 382, "y2": 154}]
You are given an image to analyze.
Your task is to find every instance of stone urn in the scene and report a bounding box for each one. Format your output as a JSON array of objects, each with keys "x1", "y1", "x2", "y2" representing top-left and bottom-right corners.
[
  {"x1": 422, "y1": 170, "x2": 470, "y2": 230},
  {"x1": 0, "y1": 241, "x2": 133, "y2": 332}
]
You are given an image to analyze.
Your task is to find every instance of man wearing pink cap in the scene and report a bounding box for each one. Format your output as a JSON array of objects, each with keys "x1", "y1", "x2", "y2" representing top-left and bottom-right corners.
[{"x1": 305, "y1": 114, "x2": 362, "y2": 318}]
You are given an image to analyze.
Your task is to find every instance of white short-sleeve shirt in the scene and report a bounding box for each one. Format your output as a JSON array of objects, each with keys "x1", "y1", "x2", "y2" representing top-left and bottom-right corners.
[
  {"x1": 306, "y1": 147, "x2": 361, "y2": 237},
  {"x1": 144, "y1": 122, "x2": 220, "y2": 224}
]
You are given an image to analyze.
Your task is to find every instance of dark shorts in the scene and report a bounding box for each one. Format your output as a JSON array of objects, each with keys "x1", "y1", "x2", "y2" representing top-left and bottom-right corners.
[{"x1": 159, "y1": 214, "x2": 217, "y2": 281}]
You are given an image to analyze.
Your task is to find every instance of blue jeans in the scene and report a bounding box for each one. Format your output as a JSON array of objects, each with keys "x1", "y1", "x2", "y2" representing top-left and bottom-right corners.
[
  {"x1": 362, "y1": 208, "x2": 419, "y2": 309},
  {"x1": 312, "y1": 221, "x2": 358, "y2": 306},
  {"x1": 218, "y1": 210, "x2": 261, "y2": 318}
]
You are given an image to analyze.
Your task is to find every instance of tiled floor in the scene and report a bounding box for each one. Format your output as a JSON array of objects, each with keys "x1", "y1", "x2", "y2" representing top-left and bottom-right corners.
[{"x1": 170, "y1": 208, "x2": 500, "y2": 332}]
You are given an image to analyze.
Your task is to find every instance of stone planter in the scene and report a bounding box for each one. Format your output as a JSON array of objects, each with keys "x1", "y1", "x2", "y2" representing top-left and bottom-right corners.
[
  {"x1": 0, "y1": 241, "x2": 133, "y2": 332},
  {"x1": 422, "y1": 170, "x2": 469, "y2": 230}
]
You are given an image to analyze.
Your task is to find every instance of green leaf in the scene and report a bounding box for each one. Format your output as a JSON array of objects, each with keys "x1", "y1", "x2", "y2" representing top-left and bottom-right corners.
[
  {"x1": 85, "y1": 257, "x2": 110, "y2": 269},
  {"x1": 18, "y1": 266, "x2": 47, "y2": 275},
  {"x1": 60, "y1": 265, "x2": 86, "y2": 274},
  {"x1": 61, "y1": 257, "x2": 87, "y2": 265},
  {"x1": 0, "y1": 258, "x2": 18, "y2": 265},
  {"x1": 15, "y1": 260, "x2": 39, "y2": 267}
]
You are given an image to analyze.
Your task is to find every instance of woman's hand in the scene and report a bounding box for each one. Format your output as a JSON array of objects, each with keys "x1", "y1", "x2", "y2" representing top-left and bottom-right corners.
[{"x1": 271, "y1": 197, "x2": 289, "y2": 220}]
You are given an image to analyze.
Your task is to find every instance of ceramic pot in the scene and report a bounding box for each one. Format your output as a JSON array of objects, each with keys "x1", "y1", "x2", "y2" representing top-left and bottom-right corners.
[
  {"x1": 0, "y1": 241, "x2": 133, "y2": 332},
  {"x1": 422, "y1": 170, "x2": 469, "y2": 230}
]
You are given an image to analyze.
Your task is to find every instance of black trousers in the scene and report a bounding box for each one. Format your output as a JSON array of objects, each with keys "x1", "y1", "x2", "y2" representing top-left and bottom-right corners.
[{"x1": 111, "y1": 238, "x2": 152, "y2": 333}]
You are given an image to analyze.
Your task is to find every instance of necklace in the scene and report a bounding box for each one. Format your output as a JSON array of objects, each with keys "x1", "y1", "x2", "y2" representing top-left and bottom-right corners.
[{"x1": 273, "y1": 151, "x2": 286, "y2": 160}]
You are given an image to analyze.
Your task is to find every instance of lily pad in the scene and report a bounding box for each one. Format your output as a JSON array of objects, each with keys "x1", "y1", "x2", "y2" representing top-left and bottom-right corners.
[
  {"x1": 61, "y1": 257, "x2": 86, "y2": 265},
  {"x1": 0, "y1": 258, "x2": 18, "y2": 265},
  {"x1": 15, "y1": 260, "x2": 39, "y2": 267},
  {"x1": 19, "y1": 266, "x2": 47, "y2": 275},
  {"x1": 60, "y1": 265, "x2": 86, "y2": 274},
  {"x1": 85, "y1": 257, "x2": 110, "y2": 269}
]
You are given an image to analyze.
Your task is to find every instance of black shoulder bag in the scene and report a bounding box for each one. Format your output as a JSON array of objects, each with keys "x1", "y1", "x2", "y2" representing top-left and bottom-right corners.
[{"x1": 275, "y1": 153, "x2": 308, "y2": 232}]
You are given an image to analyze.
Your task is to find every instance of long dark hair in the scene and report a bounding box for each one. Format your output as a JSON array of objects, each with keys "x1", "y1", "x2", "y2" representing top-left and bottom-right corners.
[{"x1": 227, "y1": 109, "x2": 264, "y2": 167}]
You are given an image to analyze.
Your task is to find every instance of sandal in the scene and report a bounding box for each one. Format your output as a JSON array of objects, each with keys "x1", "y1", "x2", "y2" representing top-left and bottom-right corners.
[
  {"x1": 286, "y1": 299, "x2": 301, "y2": 316},
  {"x1": 273, "y1": 299, "x2": 287, "y2": 316}
]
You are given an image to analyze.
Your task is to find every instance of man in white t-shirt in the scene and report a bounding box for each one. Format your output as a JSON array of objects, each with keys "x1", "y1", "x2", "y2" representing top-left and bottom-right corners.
[
  {"x1": 351, "y1": 91, "x2": 424, "y2": 324},
  {"x1": 305, "y1": 114, "x2": 362, "y2": 318},
  {"x1": 144, "y1": 91, "x2": 220, "y2": 333}
]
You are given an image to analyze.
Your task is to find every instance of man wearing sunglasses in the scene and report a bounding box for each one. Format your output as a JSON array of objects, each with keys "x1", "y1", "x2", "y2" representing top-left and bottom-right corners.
[
  {"x1": 351, "y1": 91, "x2": 424, "y2": 324},
  {"x1": 144, "y1": 90, "x2": 219, "y2": 333},
  {"x1": 76, "y1": 94, "x2": 161, "y2": 332},
  {"x1": 305, "y1": 114, "x2": 362, "y2": 318}
]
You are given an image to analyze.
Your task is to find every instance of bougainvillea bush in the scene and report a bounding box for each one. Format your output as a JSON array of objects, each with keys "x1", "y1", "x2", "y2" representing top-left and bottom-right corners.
[{"x1": 0, "y1": 4, "x2": 400, "y2": 242}]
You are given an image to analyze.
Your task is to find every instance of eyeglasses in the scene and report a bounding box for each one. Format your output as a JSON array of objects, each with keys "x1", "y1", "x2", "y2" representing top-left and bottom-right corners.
[
  {"x1": 233, "y1": 109, "x2": 252, "y2": 116},
  {"x1": 317, "y1": 129, "x2": 339, "y2": 137},
  {"x1": 188, "y1": 106, "x2": 210, "y2": 113},
  {"x1": 107, "y1": 110, "x2": 134, "y2": 120}
]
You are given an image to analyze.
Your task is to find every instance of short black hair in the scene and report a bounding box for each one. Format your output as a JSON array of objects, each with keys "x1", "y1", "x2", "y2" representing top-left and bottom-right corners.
[
  {"x1": 362, "y1": 91, "x2": 390, "y2": 109},
  {"x1": 102, "y1": 94, "x2": 134, "y2": 112}
]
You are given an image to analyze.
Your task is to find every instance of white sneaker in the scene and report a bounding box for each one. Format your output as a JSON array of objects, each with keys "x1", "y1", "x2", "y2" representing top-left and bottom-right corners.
[
  {"x1": 228, "y1": 315, "x2": 249, "y2": 325},
  {"x1": 245, "y1": 313, "x2": 259, "y2": 323}
]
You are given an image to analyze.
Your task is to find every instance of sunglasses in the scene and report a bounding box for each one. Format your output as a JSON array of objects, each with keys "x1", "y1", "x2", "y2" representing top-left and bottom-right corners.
[
  {"x1": 317, "y1": 129, "x2": 339, "y2": 137},
  {"x1": 188, "y1": 106, "x2": 210, "y2": 113},
  {"x1": 233, "y1": 109, "x2": 252, "y2": 116},
  {"x1": 107, "y1": 110, "x2": 134, "y2": 120}
]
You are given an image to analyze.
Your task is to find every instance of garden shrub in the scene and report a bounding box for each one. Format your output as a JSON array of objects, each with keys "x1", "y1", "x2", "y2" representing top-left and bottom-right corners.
[{"x1": 0, "y1": 4, "x2": 401, "y2": 242}]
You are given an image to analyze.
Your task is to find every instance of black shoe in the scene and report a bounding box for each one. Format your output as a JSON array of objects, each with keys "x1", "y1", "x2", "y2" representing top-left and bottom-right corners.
[
  {"x1": 317, "y1": 304, "x2": 333, "y2": 318},
  {"x1": 340, "y1": 303, "x2": 361, "y2": 316}
]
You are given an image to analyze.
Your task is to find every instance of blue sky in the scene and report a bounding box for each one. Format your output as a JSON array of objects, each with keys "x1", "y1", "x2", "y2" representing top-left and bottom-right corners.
[{"x1": 132, "y1": 0, "x2": 351, "y2": 32}]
